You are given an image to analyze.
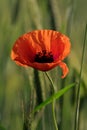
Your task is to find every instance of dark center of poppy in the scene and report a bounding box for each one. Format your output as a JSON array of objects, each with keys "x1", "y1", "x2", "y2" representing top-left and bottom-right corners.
[{"x1": 35, "y1": 50, "x2": 54, "y2": 63}]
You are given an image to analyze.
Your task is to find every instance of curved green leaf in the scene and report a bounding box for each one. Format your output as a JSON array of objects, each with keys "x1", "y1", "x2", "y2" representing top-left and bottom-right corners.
[{"x1": 33, "y1": 83, "x2": 76, "y2": 113}]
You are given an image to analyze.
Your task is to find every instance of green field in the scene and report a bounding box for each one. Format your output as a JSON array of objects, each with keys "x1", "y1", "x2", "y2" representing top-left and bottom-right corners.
[{"x1": 0, "y1": 0, "x2": 87, "y2": 130}]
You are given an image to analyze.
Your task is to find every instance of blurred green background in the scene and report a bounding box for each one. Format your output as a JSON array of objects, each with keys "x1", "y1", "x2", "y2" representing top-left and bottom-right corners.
[{"x1": 0, "y1": 0, "x2": 87, "y2": 130}]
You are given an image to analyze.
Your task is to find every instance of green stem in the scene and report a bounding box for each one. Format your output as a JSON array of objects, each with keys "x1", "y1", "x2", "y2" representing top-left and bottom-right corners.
[
  {"x1": 74, "y1": 23, "x2": 87, "y2": 130},
  {"x1": 45, "y1": 72, "x2": 58, "y2": 130},
  {"x1": 45, "y1": 72, "x2": 55, "y2": 93},
  {"x1": 52, "y1": 100, "x2": 58, "y2": 130}
]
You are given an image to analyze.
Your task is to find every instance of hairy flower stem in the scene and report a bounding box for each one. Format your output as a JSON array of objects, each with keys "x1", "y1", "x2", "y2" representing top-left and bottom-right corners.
[
  {"x1": 74, "y1": 23, "x2": 87, "y2": 130},
  {"x1": 45, "y1": 72, "x2": 58, "y2": 130}
]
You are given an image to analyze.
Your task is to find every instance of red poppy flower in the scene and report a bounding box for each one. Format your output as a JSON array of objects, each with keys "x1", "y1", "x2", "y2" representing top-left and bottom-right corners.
[{"x1": 11, "y1": 30, "x2": 71, "y2": 78}]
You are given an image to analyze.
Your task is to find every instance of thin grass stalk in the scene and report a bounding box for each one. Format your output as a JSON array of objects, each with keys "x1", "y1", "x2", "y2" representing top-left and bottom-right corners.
[
  {"x1": 59, "y1": 0, "x2": 75, "y2": 127},
  {"x1": 66, "y1": 0, "x2": 75, "y2": 36},
  {"x1": 45, "y1": 72, "x2": 58, "y2": 130},
  {"x1": 27, "y1": 0, "x2": 43, "y2": 29},
  {"x1": 74, "y1": 23, "x2": 87, "y2": 130},
  {"x1": 49, "y1": 0, "x2": 61, "y2": 30},
  {"x1": 34, "y1": 70, "x2": 43, "y2": 104},
  {"x1": 22, "y1": 87, "x2": 34, "y2": 130},
  {"x1": 58, "y1": 78, "x2": 65, "y2": 130}
]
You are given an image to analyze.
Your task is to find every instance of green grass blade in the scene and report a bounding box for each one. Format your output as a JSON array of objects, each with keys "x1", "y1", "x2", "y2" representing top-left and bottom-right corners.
[
  {"x1": 33, "y1": 83, "x2": 76, "y2": 113},
  {"x1": 74, "y1": 23, "x2": 87, "y2": 130}
]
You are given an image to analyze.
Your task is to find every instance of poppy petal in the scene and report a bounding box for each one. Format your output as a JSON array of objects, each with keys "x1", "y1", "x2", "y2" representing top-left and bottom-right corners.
[
  {"x1": 29, "y1": 61, "x2": 60, "y2": 71},
  {"x1": 51, "y1": 33, "x2": 64, "y2": 60},
  {"x1": 29, "y1": 30, "x2": 59, "y2": 51},
  {"x1": 61, "y1": 35, "x2": 71, "y2": 60},
  {"x1": 11, "y1": 30, "x2": 71, "y2": 78},
  {"x1": 51, "y1": 33, "x2": 71, "y2": 61},
  {"x1": 11, "y1": 33, "x2": 42, "y2": 64},
  {"x1": 59, "y1": 62, "x2": 69, "y2": 78}
]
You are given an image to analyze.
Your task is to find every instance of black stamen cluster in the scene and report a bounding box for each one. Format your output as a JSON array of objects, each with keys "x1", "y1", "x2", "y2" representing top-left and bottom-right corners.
[{"x1": 35, "y1": 50, "x2": 54, "y2": 63}]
